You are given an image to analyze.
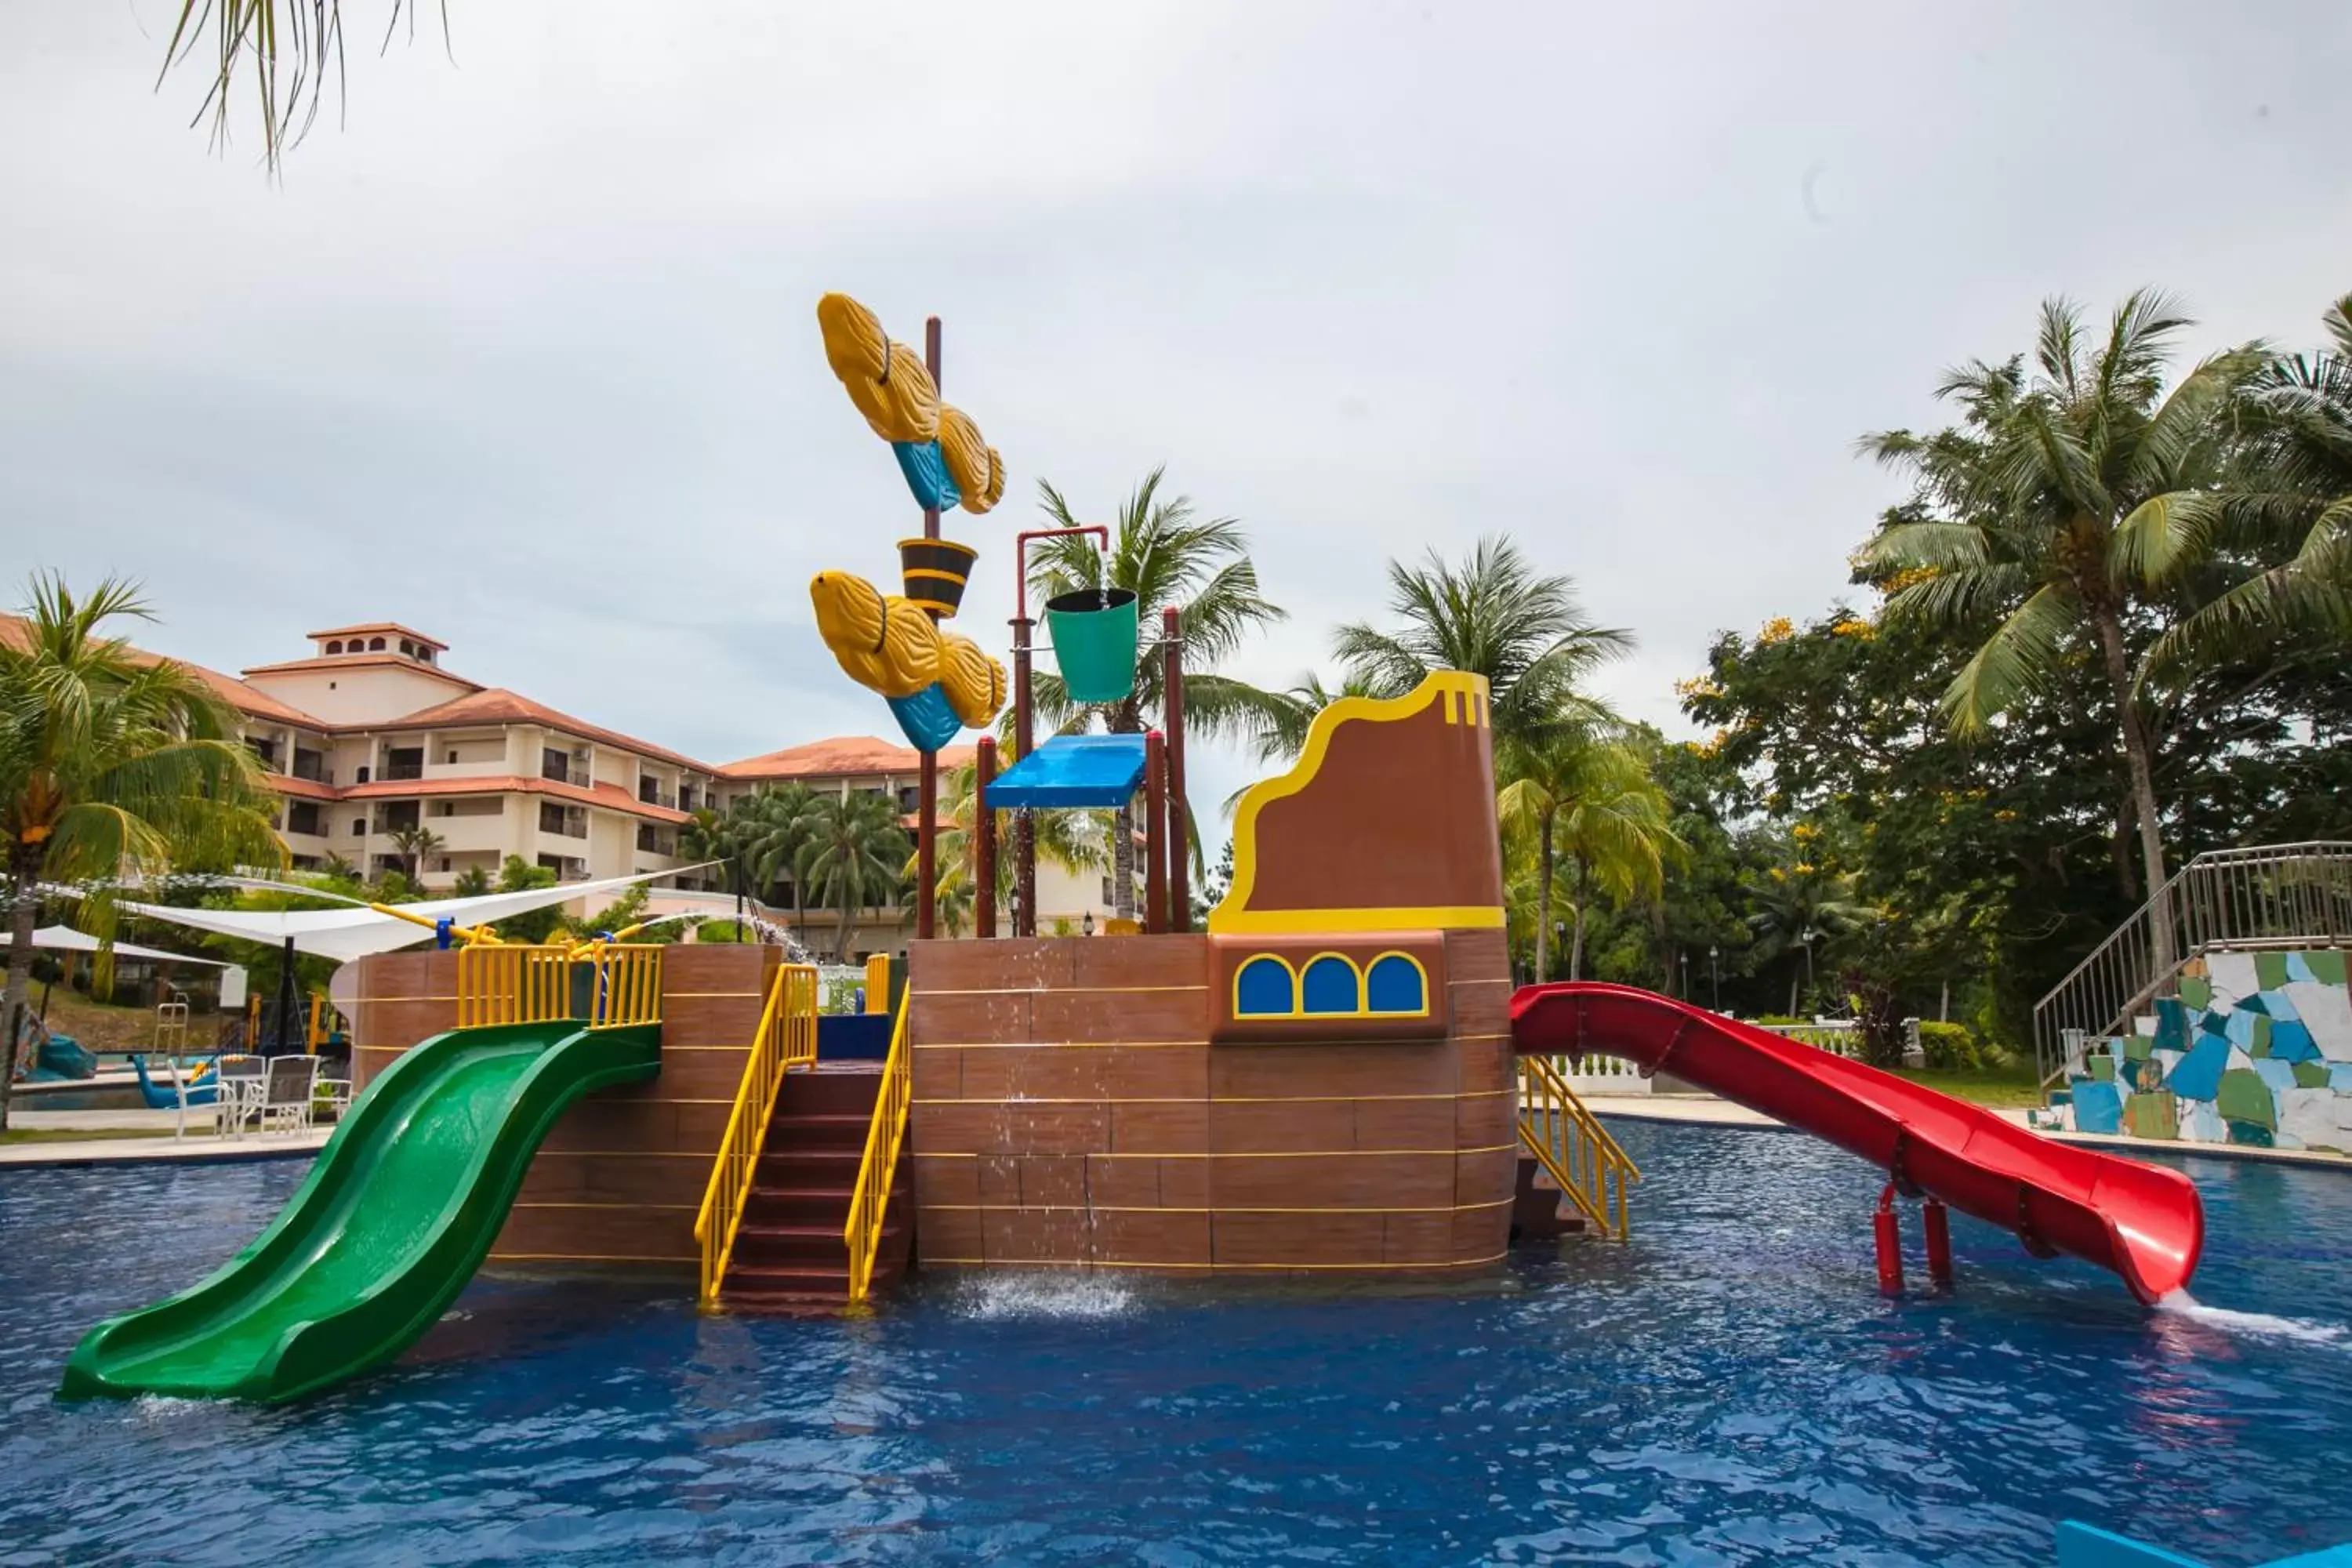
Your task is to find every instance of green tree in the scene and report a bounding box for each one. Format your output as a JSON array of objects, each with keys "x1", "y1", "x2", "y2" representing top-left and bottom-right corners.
[
  {"x1": 2125, "y1": 292, "x2": 2352, "y2": 676},
  {"x1": 1333, "y1": 535, "x2": 1630, "y2": 751},
  {"x1": 1029, "y1": 467, "x2": 1288, "y2": 920},
  {"x1": 913, "y1": 755, "x2": 1105, "y2": 920},
  {"x1": 797, "y1": 791, "x2": 909, "y2": 960},
  {"x1": 1857, "y1": 290, "x2": 2265, "y2": 946},
  {"x1": 1743, "y1": 850, "x2": 1875, "y2": 1018},
  {"x1": 385, "y1": 822, "x2": 445, "y2": 884},
  {"x1": 0, "y1": 575, "x2": 281, "y2": 1127},
  {"x1": 1497, "y1": 729, "x2": 1679, "y2": 981},
  {"x1": 489, "y1": 854, "x2": 562, "y2": 943},
  {"x1": 450, "y1": 864, "x2": 492, "y2": 898}
]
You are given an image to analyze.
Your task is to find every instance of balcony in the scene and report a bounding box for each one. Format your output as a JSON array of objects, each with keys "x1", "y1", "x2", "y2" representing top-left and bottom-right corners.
[
  {"x1": 379, "y1": 760, "x2": 424, "y2": 781},
  {"x1": 636, "y1": 826, "x2": 678, "y2": 855},
  {"x1": 637, "y1": 782, "x2": 679, "y2": 810},
  {"x1": 291, "y1": 752, "x2": 330, "y2": 783}
]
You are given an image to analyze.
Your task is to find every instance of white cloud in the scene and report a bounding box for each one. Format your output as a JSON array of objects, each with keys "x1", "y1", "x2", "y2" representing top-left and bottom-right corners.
[{"x1": 3, "y1": 0, "x2": 2347, "y2": 828}]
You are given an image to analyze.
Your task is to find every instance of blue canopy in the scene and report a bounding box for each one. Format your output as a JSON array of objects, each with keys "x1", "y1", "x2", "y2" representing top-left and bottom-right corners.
[{"x1": 985, "y1": 734, "x2": 1149, "y2": 808}]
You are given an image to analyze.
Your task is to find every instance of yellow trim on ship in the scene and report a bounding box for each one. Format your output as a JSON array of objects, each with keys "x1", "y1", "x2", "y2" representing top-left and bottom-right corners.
[{"x1": 1208, "y1": 670, "x2": 1497, "y2": 935}]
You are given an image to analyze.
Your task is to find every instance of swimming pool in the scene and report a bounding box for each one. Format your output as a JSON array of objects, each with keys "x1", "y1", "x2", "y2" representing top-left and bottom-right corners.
[{"x1": 5, "y1": 1122, "x2": 2349, "y2": 1566}]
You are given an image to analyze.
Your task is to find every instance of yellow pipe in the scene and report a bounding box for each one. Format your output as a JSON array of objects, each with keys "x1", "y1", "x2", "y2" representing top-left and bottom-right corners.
[{"x1": 365, "y1": 902, "x2": 502, "y2": 946}]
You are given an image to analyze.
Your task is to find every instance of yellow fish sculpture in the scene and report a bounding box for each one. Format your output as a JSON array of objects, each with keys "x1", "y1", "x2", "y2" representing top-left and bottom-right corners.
[
  {"x1": 810, "y1": 569, "x2": 1004, "y2": 751},
  {"x1": 810, "y1": 570, "x2": 940, "y2": 698},
  {"x1": 816, "y1": 294, "x2": 939, "y2": 446}
]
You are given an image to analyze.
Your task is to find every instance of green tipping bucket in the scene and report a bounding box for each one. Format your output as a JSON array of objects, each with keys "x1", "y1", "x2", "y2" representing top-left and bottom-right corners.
[{"x1": 1044, "y1": 586, "x2": 1141, "y2": 703}]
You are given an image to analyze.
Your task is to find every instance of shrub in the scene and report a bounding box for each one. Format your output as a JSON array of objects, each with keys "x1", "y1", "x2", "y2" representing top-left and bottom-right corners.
[
  {"x1": 1918, "y1": 1020, "x2": 1981, "y2": 1073},
  {"x1": 695, "y1": 920, "x2": 748, "y2": 943}
]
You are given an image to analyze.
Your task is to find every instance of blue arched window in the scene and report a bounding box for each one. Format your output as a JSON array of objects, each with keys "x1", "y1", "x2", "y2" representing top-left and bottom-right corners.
[
  {"x1": 1301, "y1": 956, "x2": 1361, "y2": 1014},
  {"x1": 1235, "y1": 956, "x2": 1296, "y2": 1017},
  {"x1": 1366, "y1": 954, "x2": 1427, "y2": 1015}
]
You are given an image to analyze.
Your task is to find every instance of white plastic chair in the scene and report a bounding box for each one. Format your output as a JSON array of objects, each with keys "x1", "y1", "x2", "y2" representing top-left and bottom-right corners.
[
  {"x1": 315, "y1": 1061, "x2": 354, "y2": 1120},
  {"x1": 213, "y1": 1054, "x2": 267, "y2": 1137},
  {"x1": 261, "y1": 1056, "x2": 319, "y2": 1135}
]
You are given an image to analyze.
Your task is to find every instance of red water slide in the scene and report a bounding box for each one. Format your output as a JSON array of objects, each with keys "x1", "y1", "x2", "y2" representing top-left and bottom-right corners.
[{"x1": 1509, "y1": 982, "x2": 2203, "y2": 1304}]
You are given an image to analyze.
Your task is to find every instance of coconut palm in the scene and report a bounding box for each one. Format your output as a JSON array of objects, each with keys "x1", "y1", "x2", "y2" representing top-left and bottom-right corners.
[
  {"x1": 1857, "y1": 290, "x2": 2266, "y2": 947},
  {"x1": 1497, "y1": 729, "x2": 1679, "y2": 981},
  {"x1": 1026, "y1": 468, "x2": 1290, "y2": 920},
  {"x1": 910, "y1": 756, "x2": 1105, "y2": 917},
  {"x1": 2122, "y1": 292, "x2": 2352, "y2": 674},
  {"x1": 1247, "y1": 672, "x2": 1383, "y2": 768},
  {"x1": 0, "y1": 575, "x2": 282, "y2": 1128},
  {"x1": 1742, "y1": 861, "x2": 1875, "y2": 1018},
  {"x1": 797, "y1": 790, "x2": 909, "y2": 960},
  {"x1": 1333, "y1": 535, "x2": 1631, "y2": 751},
  {"x1": 739, "y1": 783, "x2": 822, "y2": 935},
  {"x1": 384, "y1": 822, "x2": 444, "y2": 884}
]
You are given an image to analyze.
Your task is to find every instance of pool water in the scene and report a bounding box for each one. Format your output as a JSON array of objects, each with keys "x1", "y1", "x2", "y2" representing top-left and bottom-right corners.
[{"x1": 5, "y1": 1123, "x2": 2350, "y2": 1566}]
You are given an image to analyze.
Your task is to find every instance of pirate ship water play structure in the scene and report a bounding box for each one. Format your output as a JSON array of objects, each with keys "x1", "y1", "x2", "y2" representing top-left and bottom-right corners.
[{"x1": 62, "y1": 293, "x2": 2204, "y2": 1406}]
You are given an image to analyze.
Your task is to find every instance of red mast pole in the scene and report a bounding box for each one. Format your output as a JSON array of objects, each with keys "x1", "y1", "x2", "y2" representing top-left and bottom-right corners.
[
  {"x1": 1144, "y1": 729, "x2": 1168, "y2": 935},
  {"x1": 975, "y1": 736, "x2": 997, "y2": 939}
]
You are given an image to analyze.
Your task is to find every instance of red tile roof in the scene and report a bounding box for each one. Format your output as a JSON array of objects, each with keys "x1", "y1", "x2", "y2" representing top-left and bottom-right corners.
[
  {"x1": 365, "y1": 688, "x2": 717, "y2": 775},
  {"x1": 722, "y1": 735, "x2": 976, "y2": 780},
  {"x1": 264, "y1": 773, "x2": 340, "y2": 801},
  {"x1": 305, "y1": 622, "x2": 448, "y2": 649}
]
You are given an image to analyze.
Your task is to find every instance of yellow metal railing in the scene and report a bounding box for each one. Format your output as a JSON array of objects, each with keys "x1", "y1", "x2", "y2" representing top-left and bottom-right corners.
[
  {"x1": 582, "y1": 943, "x2": 664, "y2": 1028},
  {"x1": 693, "y1": 961, "x2": 819, "y2": 1307},
  {"x1": 864, "y1": 952, "x2": 891, "y2": 1014},
  {"x1": 456, "y1": 945, "x2": 575, "y2": 1028},
  {"x1": 844, "y1": 1000, "x2": 912, "y2": 1305},
  {"x1": 1517, "y1": 1053, "x2": 1642, "y2": 1240}
]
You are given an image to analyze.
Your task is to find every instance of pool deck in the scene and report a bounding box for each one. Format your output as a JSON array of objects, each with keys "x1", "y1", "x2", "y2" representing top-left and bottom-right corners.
[
  {"x1": 1584, "y1": 1094, "x2": 2352, "y2": 1170},
  {"x1": 1, "y1": 1106, "x2": 331, "y2": 1168}
]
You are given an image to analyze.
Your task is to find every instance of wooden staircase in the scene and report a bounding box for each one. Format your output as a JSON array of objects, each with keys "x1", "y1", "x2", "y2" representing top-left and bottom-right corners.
[{"x1": 719, "y1": 1065, "x2": 913, "y2": 1308}]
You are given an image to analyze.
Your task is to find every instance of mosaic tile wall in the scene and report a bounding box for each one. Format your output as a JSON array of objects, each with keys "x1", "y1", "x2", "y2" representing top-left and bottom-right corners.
[{"x1": 2066, "y1": 949, "x2": 2352, "y2": 1152}]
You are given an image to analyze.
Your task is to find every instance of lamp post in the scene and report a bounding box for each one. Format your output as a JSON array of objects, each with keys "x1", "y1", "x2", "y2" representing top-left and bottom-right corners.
[
  {"x1": 1709, "y1": 943, "x2": 1720, "y2": 1011},
  {"x1": 1552, "y1": 920, "x2": 1566, "y2": 982},
  {"x1": 1677, "y1": 950, "x2": 1689, "y2": 1000}
]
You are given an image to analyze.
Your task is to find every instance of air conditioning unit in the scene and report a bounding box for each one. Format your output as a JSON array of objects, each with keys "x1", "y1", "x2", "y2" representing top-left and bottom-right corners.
[{"x1": 569, "y1": 746, "x2": 591, "y2": 765}]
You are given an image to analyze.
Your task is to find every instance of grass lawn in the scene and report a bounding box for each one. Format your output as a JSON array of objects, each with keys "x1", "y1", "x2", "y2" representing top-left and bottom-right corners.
[
  {"x1": 1890, "y1": 1068, "x2": 2046, "y2": 1109},
  {"x1": 27, "y1": 987, "x2": 232, "y2": 1054},
  {"x1": 0, "y1": 1126, "x2": 179, "y2": 1145}
]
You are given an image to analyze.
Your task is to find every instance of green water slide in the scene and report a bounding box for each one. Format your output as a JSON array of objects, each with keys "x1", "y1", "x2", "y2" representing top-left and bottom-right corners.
[{"x1": 60, "y1": 1019, "x2": 660, "y2": 1403}]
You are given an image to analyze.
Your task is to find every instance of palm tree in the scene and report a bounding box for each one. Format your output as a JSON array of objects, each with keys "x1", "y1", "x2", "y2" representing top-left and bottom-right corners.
[
  {"x1": 1334, "y1": 535, "x2": 1631, "y2": 751},
  {"x1": 1743, "y1": 861, "x2": 1875, "y2": 1018},
  {"x1": 913, "y1": 756, "x2": 1105, "y2": 917},
  {"x1": 1028, "y1": 468, "x2": 1290, "y2": 919},
  {"x1": 0, "y1": 575, "x2": 282, "y2": 1128},
  {"x1": 2123, "y1": 292, "x2": 2352, "y2": 674},
  {"x1": 1247, "y1": 672, "x2": 1383, "y2": 768},
  {"x1": 739, "y1": 783, "x2": 822, "y2": 936},
  {"x1": 385, "y1": 822, "x2": 445, "y2": 884},
  {"x1": 1858, "y1": 290, "x2": 2265, "y2": 949},
  {"x1": 797, "y1": 791, "x2": 909, "y2": 960},
  {"x1": 1497, "y1": 731, "x2": 1679, "y2": 981}
]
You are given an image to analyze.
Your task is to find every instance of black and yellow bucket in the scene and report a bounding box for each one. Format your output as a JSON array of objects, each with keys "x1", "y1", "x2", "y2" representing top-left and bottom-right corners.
[{"x1": 900, "y1": 537, "x2": 978, "y2": 619}]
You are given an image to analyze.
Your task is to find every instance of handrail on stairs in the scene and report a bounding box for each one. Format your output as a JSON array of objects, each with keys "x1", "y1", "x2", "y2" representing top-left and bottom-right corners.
[
  {"x1": 1516, "y1": 1054, "x2": 1642, "y2": 1240},
  {"x1": 692, "y1": 960, "x2": 818, "y2": 1308},
  {"x1": 843, "y1": 1001, "x2": 913, "y2": 1305},
  {"x1": 2031, "y1": 842, "x2": 2352, "y2": 1091}
]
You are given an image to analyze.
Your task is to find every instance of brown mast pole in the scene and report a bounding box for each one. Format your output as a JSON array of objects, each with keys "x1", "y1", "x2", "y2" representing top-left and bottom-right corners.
[
  {"x1": 1144, "y1": 729, "x2": 1168, "y2": 934},
  {"x1": 1160, "y1": 605, "x2": 1189, "y2": 932},
  {"x1": 974, "y1": 736, "x2": 997, "y2": 938},
  {"x1": 915, "y1": 315, "x2": 942, "y2": 943}
]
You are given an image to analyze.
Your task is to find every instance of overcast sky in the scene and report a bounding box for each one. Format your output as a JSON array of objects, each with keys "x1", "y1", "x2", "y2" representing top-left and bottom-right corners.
[{"x1": 5, "y1": 3, "x2": 2347, "y2": 826}]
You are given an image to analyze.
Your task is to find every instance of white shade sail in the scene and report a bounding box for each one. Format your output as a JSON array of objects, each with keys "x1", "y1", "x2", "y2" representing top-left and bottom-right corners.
[
  {"x1": 0, "y1": 925, "x2": 235, "y2": 967},
  {"x1": 118, "y1": 868, "x2": 696, "y2": 964}
]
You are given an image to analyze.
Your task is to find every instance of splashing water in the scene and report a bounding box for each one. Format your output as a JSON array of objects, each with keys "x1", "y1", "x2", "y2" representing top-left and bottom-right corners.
[
  {"x1": 2158, "y1": 1289, "x2": 2352, "y2": 1348},
  {"x1": 953, "y1": 1272, "x2": 1139, "y2": 1321}
]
